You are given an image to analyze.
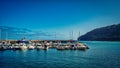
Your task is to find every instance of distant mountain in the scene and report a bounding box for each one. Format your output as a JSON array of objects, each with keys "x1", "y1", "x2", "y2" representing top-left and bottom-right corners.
[{"x1": 78, "y1": 24, "x2": 120, "y2": 41}]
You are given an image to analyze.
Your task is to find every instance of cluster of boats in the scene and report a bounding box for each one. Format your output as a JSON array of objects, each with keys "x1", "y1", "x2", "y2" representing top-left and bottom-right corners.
[
  {"x1": 0, "y1": 40, "x2": 89, "y2": 51},
  {"x1": 0, "y1": 41, "x2": 49, "y2": 50}
]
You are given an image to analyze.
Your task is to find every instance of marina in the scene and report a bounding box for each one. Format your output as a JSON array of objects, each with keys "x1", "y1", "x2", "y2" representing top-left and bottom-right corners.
[
  {"x1": 1, "y1": 0, "x2": 120, "y2": 68},
  {"x1": 0, "y1": 38, "x2": 89, "y2": 51}
]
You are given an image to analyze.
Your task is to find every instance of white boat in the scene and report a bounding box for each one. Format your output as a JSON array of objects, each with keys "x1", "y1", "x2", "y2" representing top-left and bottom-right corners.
[
  {"x1": 36, "y1": 43, "x2": 43, "y2": 50},
  {"x1": 0, "y1": 46, "x2": 8, "y2": 50},
  {"x1": 27, "y1": 44, "x2": 35, "y2": 50},
  {"x1": 44, "y1": 46, "x2": 49, "y2": 50},
  {"x1": 77, "y1": 46, "x2": 86, "y2": 50},
  {"x1": 8, "y1": 46, "x2": 13, "y2": 50},
  {"x1": 64, "y1": 45, "x2": 69, "y2": 50},
  {"x1": 43, "y1": 44, "x2": 49, "y2": 50},
  {"x1": 43, "y1": 42, "x2": 50, "y2": 50},
  {"x1": 36, "y1": 45, "x2": 44, "y2": 50},
  {"x1": 0, "y1": 41, "x2": 9, "y2": 50},
  {"x1": 19, "y1": 43, "x2": 27, "y2": 50},
  {"x1": 13, "y1": 45, "x2": 21, "y2": 50},
  {"x1": 56, "y1": 46, "x2": 65, "y2": 50},
  {"x1": 76, "y1": 42, "x2": 87, "y2": 50},
  {"x1": 69, "y1": 44, "x2": 77, "y2": 50}
]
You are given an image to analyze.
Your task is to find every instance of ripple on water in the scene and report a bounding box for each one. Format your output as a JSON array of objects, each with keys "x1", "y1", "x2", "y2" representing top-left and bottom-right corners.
[{"x1": 0, "y1": 41, "x2": 120, "y2": 68}]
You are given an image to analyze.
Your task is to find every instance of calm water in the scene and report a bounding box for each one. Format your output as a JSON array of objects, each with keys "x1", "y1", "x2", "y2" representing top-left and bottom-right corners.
[{"x1": 0, "y1": 41, "x2": 120, "y2": 68}]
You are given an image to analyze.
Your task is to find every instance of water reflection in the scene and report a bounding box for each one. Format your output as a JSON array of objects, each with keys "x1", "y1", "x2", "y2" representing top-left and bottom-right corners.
[{"x1": 0, "y1": 42, "x2": 120, "y2": 68}]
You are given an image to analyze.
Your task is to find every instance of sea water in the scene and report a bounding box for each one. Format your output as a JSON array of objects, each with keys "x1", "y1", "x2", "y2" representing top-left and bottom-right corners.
[{"x1": 0, "y1": 41, "x2": 120, "y2": 68}]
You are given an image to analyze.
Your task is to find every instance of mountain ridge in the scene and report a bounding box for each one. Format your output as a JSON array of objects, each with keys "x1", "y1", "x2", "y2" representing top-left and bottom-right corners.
[{"x1": 78, "y1": 23, "x2": 120, "y2": 41}]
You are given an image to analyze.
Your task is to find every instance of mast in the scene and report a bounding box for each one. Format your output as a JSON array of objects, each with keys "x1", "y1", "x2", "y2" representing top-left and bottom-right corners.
[
  {"x1": 55, "y1": 32, "x2": 56, "y2": 40},
  {"x1": 71, "y1": 30, "x2": 73, "y2": 40},
  {"x1": 78, "y1": 31, "x2": 80, "y2": 40},
  {"x1": 69, "y1": 31, "x2": 73, "y2": 40},
  {"x1": 79, "y1": 31, "x2": 80, "y2": 37},
  {"x1": 69, "y1": 31, "x2": 71, "y2": 40}
]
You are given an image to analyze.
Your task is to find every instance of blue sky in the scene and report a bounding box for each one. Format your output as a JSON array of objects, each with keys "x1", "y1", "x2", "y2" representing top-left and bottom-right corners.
[{"x1": 0, "y1": 0, "x2": 120, "y2": 40}]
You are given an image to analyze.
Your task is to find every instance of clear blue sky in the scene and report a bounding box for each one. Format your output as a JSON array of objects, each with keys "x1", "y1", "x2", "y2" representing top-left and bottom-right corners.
[{"x1": 0, "y1": 0, "x2": 120, "y2": 40}]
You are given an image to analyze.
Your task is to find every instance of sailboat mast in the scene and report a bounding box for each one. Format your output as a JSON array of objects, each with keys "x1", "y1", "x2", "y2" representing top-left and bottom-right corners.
[
  {"x1": 69, "y1": 31, "x2": 73, "y2": 40},
  {"x1": 55, "y1": 32, "x2": 56, "y2": 40},
  {"x1": 79, "y1": 31, "x2": 80, "y2": 37},
  {"x1": 78, "y1": 31, "x2": 80, "y2": 40},
  {"x1": 71, "y1": 31, "x2": 73, "y2": 40}
]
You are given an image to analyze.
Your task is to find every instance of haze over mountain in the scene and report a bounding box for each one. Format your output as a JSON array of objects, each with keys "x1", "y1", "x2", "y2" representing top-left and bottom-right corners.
[{"x1": 78, "y1": 24, "x2": 120, "y2": 41}]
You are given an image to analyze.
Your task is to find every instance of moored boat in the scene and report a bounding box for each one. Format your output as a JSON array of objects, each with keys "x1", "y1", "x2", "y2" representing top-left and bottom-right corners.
[
  {"x1": 27, "y1": 44, "x2": 35, "y2": 50},
  {"x1": 56, "y1": 46, "x2": 65, "y2": 50},
  {"x1": 43, "y1": 41, "x2": 49, "y2": 50},
  {"x1": 19, "y1": 43, "x2": 27, "y2": 50},
  {"x1": 13, "y1": 45, "x2": 21, "y2": 50},
  {"x1": 36, "y1": 43, "x2": 44, "y2": 50},
  {"x1": 44, "y1": 45, "x2": 49, "y2": 50}
]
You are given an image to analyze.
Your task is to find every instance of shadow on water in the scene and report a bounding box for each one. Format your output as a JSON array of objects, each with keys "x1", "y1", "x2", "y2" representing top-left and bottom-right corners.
[
  {"x1": 36, "y1": 49, "x2": 42, "y2": 51},
  {"x1": 43, "y1": 49, "x2": 48, "y2": 54},
  {"x1": 0, "y1": 50, "x2": 6, "y2": 52}
]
